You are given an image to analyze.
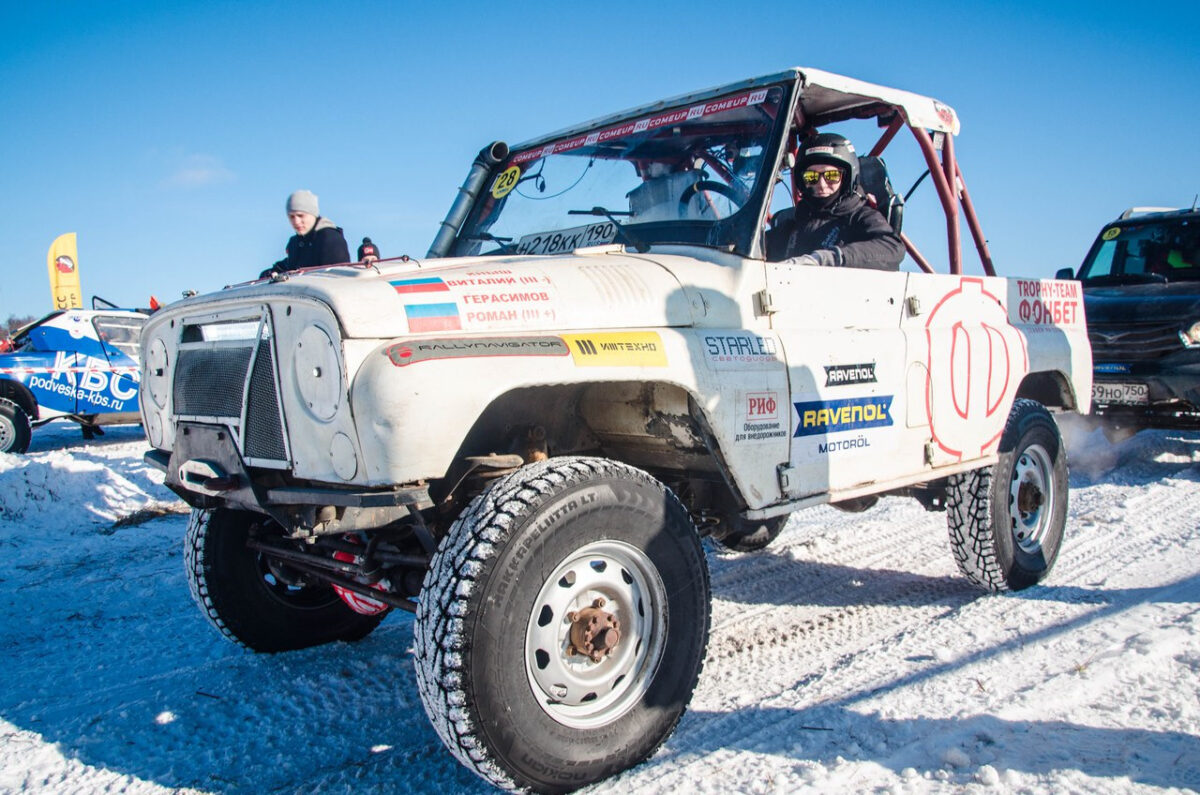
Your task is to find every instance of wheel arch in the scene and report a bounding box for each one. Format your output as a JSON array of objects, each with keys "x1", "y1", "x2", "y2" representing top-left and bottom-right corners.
[
  {"x1": 1015, "y1": 369, "x2": 1078, "y2": 412},
  {"x1": 436, "y1": 379, "x2": 742, "y2": 508},
  {"x1": 0, "y1": 379, "x2": 38, "y2": 420}
]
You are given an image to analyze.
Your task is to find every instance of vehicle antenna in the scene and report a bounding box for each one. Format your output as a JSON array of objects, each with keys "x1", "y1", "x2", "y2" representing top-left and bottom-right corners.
[{"x1": 1191, "y1": 194, "x2": 1198, "y2": 211}]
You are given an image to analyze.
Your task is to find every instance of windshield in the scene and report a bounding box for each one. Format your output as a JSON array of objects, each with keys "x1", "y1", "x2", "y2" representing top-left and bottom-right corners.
[
  {"x1": 1078, "y1": 218, "x2": 1200, "y2": 284},
  {"x1": 452, "y1": 84, "x2": 790, "y2": 257}
]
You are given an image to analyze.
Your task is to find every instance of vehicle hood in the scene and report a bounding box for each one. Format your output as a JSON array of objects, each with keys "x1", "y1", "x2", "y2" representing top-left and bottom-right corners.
[
  {"x1": 1082, "y1": 280, "x2": 1200, "y2": 325},
  {"x1": 173, "y1": 252, "x2": 705, "y2": 339}
]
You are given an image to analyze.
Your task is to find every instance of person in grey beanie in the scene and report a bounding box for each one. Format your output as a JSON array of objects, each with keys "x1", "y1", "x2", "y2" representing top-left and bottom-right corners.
[{"x1": 261, "y1": 189, "x2": 351, "y2": 277}]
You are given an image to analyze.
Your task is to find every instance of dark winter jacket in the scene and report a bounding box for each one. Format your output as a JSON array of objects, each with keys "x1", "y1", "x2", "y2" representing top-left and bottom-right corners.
[
  {"x1": 765, "y1": 191, "x2": 904, "y2": 271},
  {"x1": 264, "y1": 217, "x2": 351, "y2": 277}
]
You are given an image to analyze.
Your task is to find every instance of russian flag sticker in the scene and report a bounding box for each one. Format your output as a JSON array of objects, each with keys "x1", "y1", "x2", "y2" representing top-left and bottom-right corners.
[
  {"x1": 405, "y1": 302, "x2": 462, "y2": 333},
  {"x1": 390, "y1": 277, "x2": 450, "y2": 294}
]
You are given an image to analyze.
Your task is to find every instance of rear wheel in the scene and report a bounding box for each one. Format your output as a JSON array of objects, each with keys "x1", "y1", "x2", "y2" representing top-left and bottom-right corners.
[
  {"x1": 946, "y1": 400, "x2": 1068, "y2": 591},
  {"x1": 414, "y1": 457, "x2": 710, "y2": 792},
  {"x1": 184, "y1": 508, "x2": 384, "y2": 652},
  {"x1": 711, "y1": 512, "x2": 787, "y2": 552},
  {"x1": 0, "y1": 398, "x2": 32, "y2": 454}
]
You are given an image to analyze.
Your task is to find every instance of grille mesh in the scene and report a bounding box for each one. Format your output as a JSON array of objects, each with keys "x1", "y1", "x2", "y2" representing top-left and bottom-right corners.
[
  {"x1": 244, "y1": 341, "x2": 286, "y2": 460},
  {"x1": 173, "y1": 347, "x2": 253, "y2": 416},
  {"x1": 1088, "y1": 323, "x2": 1182, "y2": 361}
]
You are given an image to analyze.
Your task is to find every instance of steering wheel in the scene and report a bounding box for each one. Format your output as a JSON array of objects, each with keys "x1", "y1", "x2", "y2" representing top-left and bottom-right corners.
[{"x1": 678, "y1": 180, "x2": 741, "y2": 216}]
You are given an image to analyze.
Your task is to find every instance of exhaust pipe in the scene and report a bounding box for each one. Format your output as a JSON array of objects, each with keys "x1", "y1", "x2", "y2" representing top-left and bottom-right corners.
[{"x1": 427, "y1": 140, "x2": 509, "y2": 258}]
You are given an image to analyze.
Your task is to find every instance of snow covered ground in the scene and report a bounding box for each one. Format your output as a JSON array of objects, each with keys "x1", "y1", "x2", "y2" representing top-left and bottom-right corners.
[{"x1": 0, "y1": 417, "x2": 1197, "y2": 794}]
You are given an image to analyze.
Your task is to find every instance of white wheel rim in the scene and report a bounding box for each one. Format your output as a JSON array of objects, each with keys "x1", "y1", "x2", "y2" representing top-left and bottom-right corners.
[
  {"x1": 524, "y1": 539, "x2": 667, "y2": 729},
  {"x1": 1009, "y1": 443, "x2": 1054, "y2": 554},
  {"x1": 0, "y1": 415, "x2": 15, "y2": 452}
]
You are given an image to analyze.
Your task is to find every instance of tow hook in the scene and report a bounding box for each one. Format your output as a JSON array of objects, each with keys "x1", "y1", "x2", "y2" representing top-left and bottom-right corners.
[{"x1": 567, "y1": 598, "x2": 621, "y2": 662}]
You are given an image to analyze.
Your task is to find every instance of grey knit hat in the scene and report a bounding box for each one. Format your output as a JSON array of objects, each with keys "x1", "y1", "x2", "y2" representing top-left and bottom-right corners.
[{"x1": 286, "y1": 189, "x2": 319, "y2": 216}]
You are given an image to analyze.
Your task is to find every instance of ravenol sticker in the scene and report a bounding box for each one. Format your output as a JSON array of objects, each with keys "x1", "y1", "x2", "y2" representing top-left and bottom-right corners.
[
  {"x1": 793, "y1": 396, "x2": 894, "y2": 437},
  {"x1": 824, "y1": 362, "x2": 877, "y2": 386},
  {"x1": 562, "y1": 332, "x2": 667, "y2": 367},
  {"x1": 1101, "y1": 227, "x2": 1121, "y2": 241},
  {"x1": 386, "y1": 336, "x2": 569, "y2": 367},
  {"x1": 491, "y1": 166, "x2": 521, "y2": 199}
]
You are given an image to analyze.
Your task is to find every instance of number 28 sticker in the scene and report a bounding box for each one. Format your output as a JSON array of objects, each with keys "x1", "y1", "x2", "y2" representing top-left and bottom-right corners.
[{"x1": 491, "y1": 166, "x2": 521, "y2": 199}]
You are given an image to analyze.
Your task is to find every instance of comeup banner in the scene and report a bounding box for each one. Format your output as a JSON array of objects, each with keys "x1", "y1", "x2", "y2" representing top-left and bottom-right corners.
[{"x1": 47, "y1": 233, "x2": 83, "y2": 310}]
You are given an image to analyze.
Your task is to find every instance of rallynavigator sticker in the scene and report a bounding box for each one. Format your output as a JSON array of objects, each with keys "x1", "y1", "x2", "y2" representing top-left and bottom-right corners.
[
  {"x1": 386, "y1": 336, "x2": 569, "y2": 367},
  {"x1": 793, "y1": 395, "x2": 894, "y2": 437},
  {"x1": 562, "y1": 332, "x2": 667, "y2": 367}
]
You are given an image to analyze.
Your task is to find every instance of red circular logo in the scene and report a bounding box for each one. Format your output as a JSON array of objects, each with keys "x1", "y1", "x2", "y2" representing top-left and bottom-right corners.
[{"x1": 55, "y1": 255, "x2": 76, "y2": 274}]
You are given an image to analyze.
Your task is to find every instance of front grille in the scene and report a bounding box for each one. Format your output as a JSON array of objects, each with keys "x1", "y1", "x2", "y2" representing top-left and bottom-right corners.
[
  {"x1": 244, "y1": 341, "x2": 286, "y2": 460},
  {"x1": 174, "y1": 347, "x2": 254, "y2": 416},
  {"x1": 172, "y1": 320, "x2": 288, "y2": 464},
  {"x1": 1088, "y1": 323, "x2": 1182, "y2": 361}
]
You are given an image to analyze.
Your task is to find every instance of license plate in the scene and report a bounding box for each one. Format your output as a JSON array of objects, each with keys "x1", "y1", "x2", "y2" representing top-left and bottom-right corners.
[
  {"x1": 1092, "y1": 381, "x2": 1148, "y2": 405},
  {"x1": 516, "y1": 222, "x2": 618, "y2": 255}
]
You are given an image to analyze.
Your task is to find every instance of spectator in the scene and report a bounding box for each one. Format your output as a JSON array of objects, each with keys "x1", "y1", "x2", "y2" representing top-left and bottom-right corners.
[
  {"x1": 357, "y1": 237, "x2": 380, "y2": 263},
  {"x1": 261, "y1": 190, "x2": 350, "y2": 278}
]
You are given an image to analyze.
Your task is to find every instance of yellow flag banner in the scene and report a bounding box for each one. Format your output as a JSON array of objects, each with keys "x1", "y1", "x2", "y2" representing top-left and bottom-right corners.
[{"x1": 47, "y1": 232, "x2": 83, "y2": 310}]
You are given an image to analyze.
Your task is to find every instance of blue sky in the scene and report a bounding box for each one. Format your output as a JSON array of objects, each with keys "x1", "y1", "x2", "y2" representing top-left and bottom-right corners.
[{"x1": 1, "y1": 0, "x2": 1197, "y2": 319}]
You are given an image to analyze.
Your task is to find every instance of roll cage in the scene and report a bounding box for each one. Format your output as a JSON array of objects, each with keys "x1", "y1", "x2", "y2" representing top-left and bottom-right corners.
[{"x1": 431, "y1": 67, "x2": 996, "y2": 276}]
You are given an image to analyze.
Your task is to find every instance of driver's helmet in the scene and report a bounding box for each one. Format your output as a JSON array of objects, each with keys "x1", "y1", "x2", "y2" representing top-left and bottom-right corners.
[{"x1": 798, "y1": 133, "x2": 859, "y2": 193}]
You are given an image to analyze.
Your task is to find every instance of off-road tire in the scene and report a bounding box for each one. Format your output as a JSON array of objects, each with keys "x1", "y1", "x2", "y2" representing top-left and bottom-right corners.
[
  {"x1": 414, "y1": 456, "x2": 710, "y2": 793},
  {"x1": 712, "y1": 513, "x2": 787, "y2": 552},
  {"x1": 184, "y1": 508, "x2": 384, "y2": 652},
  {"x1": 0, "y1": 398, "x2": 32, "y2": 454},
  {"x1": 946, "y1": 399, "x2": 1068, "y2": 591}
]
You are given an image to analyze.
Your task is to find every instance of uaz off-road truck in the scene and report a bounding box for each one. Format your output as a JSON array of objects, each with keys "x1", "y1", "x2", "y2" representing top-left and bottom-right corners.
[
  {"x1": 140, "y1": 68, "x2": 1091, "y2": 792},
  {"x1": 1063, "y1": 205, "x2": 1200, "y2": 438}
]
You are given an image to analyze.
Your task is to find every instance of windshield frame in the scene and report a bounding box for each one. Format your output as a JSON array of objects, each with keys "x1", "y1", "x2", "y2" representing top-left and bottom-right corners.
[{"x1": 450, "y1": 77, "x2": 798, "y2": 260}]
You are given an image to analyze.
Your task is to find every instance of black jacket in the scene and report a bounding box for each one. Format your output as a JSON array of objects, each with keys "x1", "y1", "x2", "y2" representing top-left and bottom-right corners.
[
  {"x1": 265, "y1": 217, "x2": 351, "y2": 276},
  {"x1": 765, "y1": 192, "x2": 904, "y2": 271}
]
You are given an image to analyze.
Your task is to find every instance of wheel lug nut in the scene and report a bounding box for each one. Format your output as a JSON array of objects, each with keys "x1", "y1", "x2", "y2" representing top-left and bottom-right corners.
[{"x1": 593, "y1": 597, "x2": 606, "y2": 608}]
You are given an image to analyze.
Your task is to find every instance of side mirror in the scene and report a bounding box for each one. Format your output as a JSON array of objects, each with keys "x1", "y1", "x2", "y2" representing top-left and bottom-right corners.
[{"x1": 1055, "y1": 267, "x2": 1076, "y2": 280}]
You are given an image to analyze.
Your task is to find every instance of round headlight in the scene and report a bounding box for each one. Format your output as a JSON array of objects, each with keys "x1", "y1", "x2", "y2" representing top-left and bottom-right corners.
[
  {"x1": 1188, "y1": 321, "x2": 1200, "y2": 345},
  {"x1": 294, "y1": 325, "x2": 342, "y2": 421}
]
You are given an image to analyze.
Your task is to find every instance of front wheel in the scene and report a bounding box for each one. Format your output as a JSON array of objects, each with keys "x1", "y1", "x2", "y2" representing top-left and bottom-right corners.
[
  {"x1": 0, "y1": 398, "x2": 32, "y2": 454},
  {"x1": 414, "y1": 457, "x2": 710, "y2": 793},
  {"x1": 184, "y1": 508, "x2": 384, "y2": 652},
  {"x1": 946, "y1": 399, "x2": 1069, "y2": 591}
]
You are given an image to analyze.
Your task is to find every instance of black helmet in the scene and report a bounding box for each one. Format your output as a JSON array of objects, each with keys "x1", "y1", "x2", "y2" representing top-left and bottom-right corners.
[{"x1": 799, "y1": 133, "x2": 859, "y2": 193}]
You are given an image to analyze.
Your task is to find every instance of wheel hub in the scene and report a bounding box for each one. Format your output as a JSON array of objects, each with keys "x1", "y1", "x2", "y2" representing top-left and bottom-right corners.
[
  {"x1": 1009, "y1": 445, "x2": 1054, "y2": 553},
  {"x1": 567, "y1": 599, "x2": 621, "y2": 662}
]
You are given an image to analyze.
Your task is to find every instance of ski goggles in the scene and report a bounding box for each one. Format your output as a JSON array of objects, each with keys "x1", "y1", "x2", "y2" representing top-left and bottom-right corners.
[{"x1": 801, "y1": 169, "x2": 844, "y2": 185}]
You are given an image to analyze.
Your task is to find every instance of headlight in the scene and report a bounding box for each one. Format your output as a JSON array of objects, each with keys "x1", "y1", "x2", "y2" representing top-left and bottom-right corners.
[
  {"x1": 293, "y1": 325, "x2": 342, "y2": 420},
  {"x1": 1181, "y1": 321, "x2": 1200, "y2": 348}
]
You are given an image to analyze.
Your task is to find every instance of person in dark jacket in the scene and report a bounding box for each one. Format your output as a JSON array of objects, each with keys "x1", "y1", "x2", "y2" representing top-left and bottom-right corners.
[
  {"x1": 765, "y1": 133, "x2": 903, "y2": 271},
  {"x1": 357, "y1": 237, "x2": 380, "y2": 263},
  {"x1": 261, "y1": 190, "x2": 351, "y2": 277}
]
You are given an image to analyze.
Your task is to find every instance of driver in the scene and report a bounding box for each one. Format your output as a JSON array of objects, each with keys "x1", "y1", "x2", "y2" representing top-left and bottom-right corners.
[{"x1": 766, "y1": 133, "x2": 903, "y2": 271}]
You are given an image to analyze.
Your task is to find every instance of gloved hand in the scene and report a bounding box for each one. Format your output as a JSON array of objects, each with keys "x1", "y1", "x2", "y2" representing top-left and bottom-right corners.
[{"x1": 784, "y1": 247, "x2": 842, "y2": 268}]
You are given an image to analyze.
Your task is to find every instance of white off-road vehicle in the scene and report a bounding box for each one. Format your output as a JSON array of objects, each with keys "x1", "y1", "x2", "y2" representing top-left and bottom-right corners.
[{"x1": 140, "y1": 68, "x2": 1091, "y2": 792}]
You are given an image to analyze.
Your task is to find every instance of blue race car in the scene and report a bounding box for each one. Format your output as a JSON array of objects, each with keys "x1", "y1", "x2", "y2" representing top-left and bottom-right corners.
[{"x1": 0, "y1": 307, "x2": 148, "y2": 453}]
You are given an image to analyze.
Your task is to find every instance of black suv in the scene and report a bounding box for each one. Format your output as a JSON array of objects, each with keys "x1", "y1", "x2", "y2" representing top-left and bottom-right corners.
[{"x1": 1063, "y1": 206, "x2": 1200, "y2": 434}]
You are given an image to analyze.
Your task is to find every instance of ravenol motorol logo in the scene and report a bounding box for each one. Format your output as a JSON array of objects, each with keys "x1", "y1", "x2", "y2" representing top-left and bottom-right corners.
[{"x1": 793, "y1": 396, "x2": 894, "y2": 437}]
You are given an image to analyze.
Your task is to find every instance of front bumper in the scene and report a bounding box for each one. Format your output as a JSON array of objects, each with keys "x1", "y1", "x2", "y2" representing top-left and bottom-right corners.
[{"x1": 146, "y1": 422, "x2": 431, "y2": 535}]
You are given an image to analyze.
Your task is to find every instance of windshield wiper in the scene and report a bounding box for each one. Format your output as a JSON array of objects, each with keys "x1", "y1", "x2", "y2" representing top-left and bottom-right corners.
[
  {"x1": 568, "y1": 206, "x2": 650, "y2": 253},
  {"x1": 463, "y1": 232, "x2": 517, "y2": 254}
]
